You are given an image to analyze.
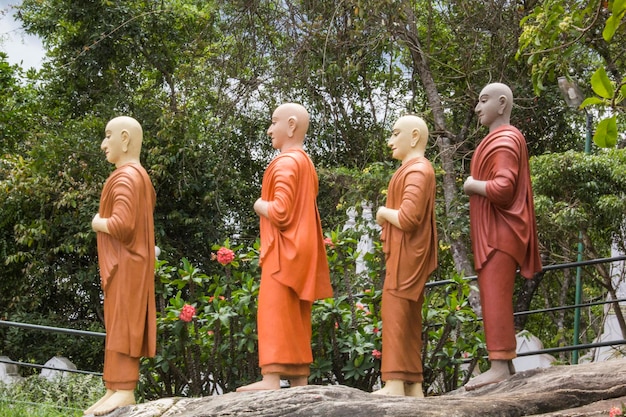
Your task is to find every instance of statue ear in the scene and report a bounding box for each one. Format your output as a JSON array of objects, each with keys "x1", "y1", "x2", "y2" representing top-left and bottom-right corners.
[
  {"x1": 411, "y1": 128, "x2": 421, "y2": 147},
  {"x1": 498, "y1": 95, "x2": 508, "y2": 115},
  {"x1": 287, "y1": 116, "x2": 297, "y2": 137},
  {"x1": 121, "y1": 130, "x2": 130, "y2": 152}
]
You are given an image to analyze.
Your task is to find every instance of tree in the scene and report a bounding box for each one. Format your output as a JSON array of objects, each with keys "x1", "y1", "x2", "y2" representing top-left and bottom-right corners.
[
  {"x1": 2, "y1": 0, "x2": 623, "y2": 386},
  {"x1": 517, "y1": 0, "x2": 625, "y2": 147}
]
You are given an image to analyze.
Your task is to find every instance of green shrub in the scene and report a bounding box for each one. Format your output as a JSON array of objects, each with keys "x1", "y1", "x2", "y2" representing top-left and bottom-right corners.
[
  {"x1": 0, "y1": 373, "x2": 104, "y2": 416},
  {"x1": 140, "y1": 223, "x2": 485, "y2": 398}
]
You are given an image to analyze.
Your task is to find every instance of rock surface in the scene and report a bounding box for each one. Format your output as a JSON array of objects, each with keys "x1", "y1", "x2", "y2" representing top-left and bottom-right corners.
[{"x1": 107, "y1": 359, "x2": 626, "y2": 417}]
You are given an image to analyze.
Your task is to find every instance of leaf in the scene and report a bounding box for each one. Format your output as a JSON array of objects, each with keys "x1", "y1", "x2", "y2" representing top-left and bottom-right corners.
[
  {"x1": 602, "y1": 14, "x2": 620, "y2": 41},
  {"x1": 591, "y1": 67, "x2": 615, "y2": 99},
  {"x1": 593, "y1": 116, "x2": 618, "y2": 148},
  {"x1": 615, "y1": 0, "x2": 626, "y2": 15},
  {"x1": 579, "y1": 96, "x2": 605, "y2": 109}
]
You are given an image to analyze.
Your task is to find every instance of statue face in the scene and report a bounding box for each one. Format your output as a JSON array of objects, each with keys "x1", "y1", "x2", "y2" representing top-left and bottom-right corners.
[
  {"x1": 267, "y1": 107, "x2": 290, "y2": 151},
  {"x1": 475, "y1": 86, "x2": 504, "y2": 127},
  {"x1": 101, "y1": 122, "x2": 125, "y2": 166},
  {"x1": 388, "y1": 118, "x2": 413, "y2": 162}
]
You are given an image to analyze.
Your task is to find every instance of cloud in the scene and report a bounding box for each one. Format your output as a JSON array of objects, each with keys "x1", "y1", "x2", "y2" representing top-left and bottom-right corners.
[{"x1": 0, "y1": 0, "x2": 46, "y2": 69}]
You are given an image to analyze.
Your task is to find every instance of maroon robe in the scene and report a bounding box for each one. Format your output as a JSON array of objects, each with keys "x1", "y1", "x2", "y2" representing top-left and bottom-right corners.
[
  {"x1": 469, "y1": 125, "x2": 542, "y2": 278},
  {"x1": 469, "y1": 125, "x2": 542, "y2": 359}
]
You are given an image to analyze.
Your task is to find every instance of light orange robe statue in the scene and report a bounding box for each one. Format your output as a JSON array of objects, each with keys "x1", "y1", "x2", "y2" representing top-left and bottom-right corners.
[
  {"x1": 463, "y1": 83, "x2": 542, "y2": 391},
  {"x1": 86, "y1": 116, "x2": 157, "y2": 416},
  {"x1": 237, "y1": 103, "x2": 333, "y2": 392},
  {"x1": 373, "y1": 115, "x2": 437, "y2": 398}
]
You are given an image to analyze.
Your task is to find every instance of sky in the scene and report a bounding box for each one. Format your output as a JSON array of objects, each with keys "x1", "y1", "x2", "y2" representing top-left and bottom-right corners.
[{"x1": 0, "y1": 0, "x2": 46, "y2": 69}]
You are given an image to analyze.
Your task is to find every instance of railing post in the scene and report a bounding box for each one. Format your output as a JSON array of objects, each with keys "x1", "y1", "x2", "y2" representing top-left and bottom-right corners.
[{"x1": 571, "y1": 110, "x2": 593, "y2": 364}]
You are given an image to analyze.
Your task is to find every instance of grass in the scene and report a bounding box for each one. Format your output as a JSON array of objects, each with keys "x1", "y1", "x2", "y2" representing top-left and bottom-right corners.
[{"x1": 0, "y1": 373, "x2": 105, "y2": 417}]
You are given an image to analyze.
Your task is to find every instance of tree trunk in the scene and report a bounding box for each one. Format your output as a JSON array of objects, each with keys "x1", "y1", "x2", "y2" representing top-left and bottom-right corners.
[{"x1": 390, "y1": 2, "x2": 479, "y2": 310}]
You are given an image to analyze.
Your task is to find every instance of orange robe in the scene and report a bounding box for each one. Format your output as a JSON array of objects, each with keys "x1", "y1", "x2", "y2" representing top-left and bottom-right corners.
[
  {"x1": 257, "y1": 149, "x2": 332, "y2": 377},
  {"x1": 469, "y1": 125, "x2": 542, "y2": 359},
  {"x1": 97, "y1": 163, "x2": 157, "y2": 386},
  {"x1": 380, "y1": 156, "x2": 437, "y2": 383}
]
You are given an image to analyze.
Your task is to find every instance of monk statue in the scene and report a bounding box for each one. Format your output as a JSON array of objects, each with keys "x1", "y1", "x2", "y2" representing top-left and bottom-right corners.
[
  {"x1": 372, "y1": 115, "x2": 438, "y2": 397},
  {"x1": 463, "y1": 83, "x2": 542, "y2": 391},
  {"x1": 236, "y1": 103, "x2": 333, "y2": 392},
  {"x1": 86, "y1": 116, "x2": 157, "y2": 415}
]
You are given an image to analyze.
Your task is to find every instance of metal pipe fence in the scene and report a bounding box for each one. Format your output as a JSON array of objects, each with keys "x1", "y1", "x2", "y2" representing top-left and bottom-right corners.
[{"x1": 1, "y1": 255, "x2": 625, "y2": 378}]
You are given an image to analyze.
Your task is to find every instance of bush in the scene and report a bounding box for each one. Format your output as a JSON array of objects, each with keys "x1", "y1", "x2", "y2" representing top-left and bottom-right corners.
[
  {"x1": 140, "y1": 222, "x2": 485, "y2": 398},
  {"x1": 0, "y1": 373, "x2": 104, "y2": 416}
]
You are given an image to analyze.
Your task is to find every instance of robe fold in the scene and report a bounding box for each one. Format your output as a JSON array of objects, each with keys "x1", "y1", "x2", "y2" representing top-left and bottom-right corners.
[
  {"x1": 380, "y1": 156, "x2": 438, "y2": 301},
  {"x1": 257, "y1": 149, "x2": 332, "y2": 374},
  {"x1": 258, "y1": 149, "x2": 332, "y2": 302},
  {"x1": 380, "y1": 156, "x2": 437, "y2": 382},
  {"x1": 469, "y1": 125, "x2": 542, "y2": 279},
  {"x1": 97, "y1": 163, "x2": 157, "y2": 359}
]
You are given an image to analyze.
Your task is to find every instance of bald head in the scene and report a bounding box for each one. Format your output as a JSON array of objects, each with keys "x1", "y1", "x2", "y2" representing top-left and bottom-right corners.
[
  {"x1": 388, "y1": 114, "x2": 430, "y2": 164},
  {"x1": 102, "y1": 116, "x2": 143, "y2": 167},
  {"x1": 275, "y1": 103, "x2": 309, "y2": 136},
  {"x1": 475, "y1": 83, "x2": 513, "y2": 131},
  {"x1": 396, "y1": 115, "x2": 429, "y2": 145},
  {"x1": 267, "y1": 103, "x2": 310, "y2": 152}
]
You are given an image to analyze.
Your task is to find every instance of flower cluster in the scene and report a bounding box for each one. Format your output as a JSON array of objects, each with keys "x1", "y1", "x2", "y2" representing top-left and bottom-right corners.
[
  {"x1": 610, "y1": 406, "x2": 623, "y2": 417},
  {"x1": 372, "y1": 349, "x2": 382, "y2": 360},
  {"x1": 216, "y1": 247, "x2": 235, "y2": 265},
  {"x1": 179, "y1": 304, "x2": 196, "y2": 322}
]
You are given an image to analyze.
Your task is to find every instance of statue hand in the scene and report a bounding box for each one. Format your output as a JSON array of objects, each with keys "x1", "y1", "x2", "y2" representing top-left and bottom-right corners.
[
  {"x1": 463, "y1": 176, "x2": 474, "y2": 195},
  {"x1": 375, "y1": 207, "x2": 386, "y2": 226}
]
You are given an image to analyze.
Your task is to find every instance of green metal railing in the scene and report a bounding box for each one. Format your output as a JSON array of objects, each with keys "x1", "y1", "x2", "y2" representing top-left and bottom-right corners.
[{"x1": 1, "y1": 254, "x2": 626, "y2": 377}]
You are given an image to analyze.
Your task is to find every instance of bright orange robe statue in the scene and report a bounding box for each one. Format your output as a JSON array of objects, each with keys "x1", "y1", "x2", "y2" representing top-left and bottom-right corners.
[
  {"x1": 380, "y1": 156, "x2": 437, "y2": 383},
  {"x1": 238, "y1": 103, "x2": 332, "y2": 392},
  {"x1": 257, "y1": 149, "x2": 333, "y2": 376}
]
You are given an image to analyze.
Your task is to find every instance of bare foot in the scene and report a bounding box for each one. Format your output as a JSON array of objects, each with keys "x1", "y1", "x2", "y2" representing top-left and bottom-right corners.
[
  {"x1": 288, "y1": 376, "x2": 308, "y2": 387},
  {"x1": 405, "y1": 382, "x2": 424, "y2": 398},
  {"x1": 372, "y1": 379, "x2": 405, "y2": 396},
  {"x1": 91, "y1": 390, "x2": 135, "y2": 416},
  {"x1": 236, "y1": 373, "x2": 281, "y2": 392},
  {"x1": 84, "y1": 389, "x2": 114, "y2": 415},
  {"x1": 464, "y1": 360, "x2": 515, "y2": 391}
]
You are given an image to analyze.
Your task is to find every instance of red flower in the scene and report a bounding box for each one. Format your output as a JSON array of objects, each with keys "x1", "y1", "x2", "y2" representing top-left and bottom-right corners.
[
  {"x1": 179, "y1": 304, "x2": 196, "y2": 322},
  {"x1": 610, "y1": 407, "x2": 623, "y2": 417},
  {"x1": 372, "y1": 349, "x2": 382, "y2": 360},
  {"x1": 323, "y1": 237, "x2": 334, "y2": 248},
  {"x1": 216, "y1": 247, "x2": 235, "y2": 265},
  {"x1": 373, "y1": 327, "x2": 379, "y2": 335}
]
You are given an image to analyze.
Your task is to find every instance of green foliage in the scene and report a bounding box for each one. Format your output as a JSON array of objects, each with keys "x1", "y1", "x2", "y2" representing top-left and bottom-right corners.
[
  {"x1": 422, "y1": 273, "x2": 483, "y2": 394},
  {"x1": 141, "y1": 224, "x2": 484, "y2": 397},
  {"x1": 531, "y1": 149, "x2": 626, "y2": 255},
  {"x1": 581, "y1": 67, "x2": 624, "y2": 148},
  {"x1": 517, "y1": 0, "x2": 624, "y2": 149},
  {"x1": 143, "y1": 242, "x2": 260, "y2": 398},
  {"x1": 0, "y1": 374, "x2": 104, "y2": 416},
  {"x1": 602, "y1": 0, "x2": 626, "y2": 42},
  {"x1": 525, "y1": 149, "x2": 626, "y2": 357}
]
